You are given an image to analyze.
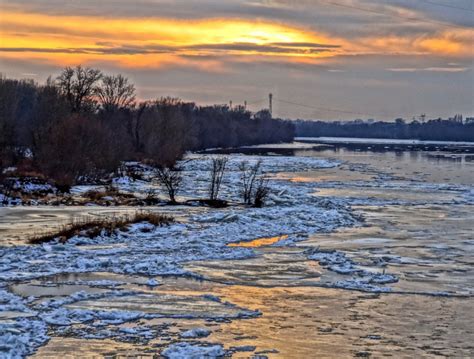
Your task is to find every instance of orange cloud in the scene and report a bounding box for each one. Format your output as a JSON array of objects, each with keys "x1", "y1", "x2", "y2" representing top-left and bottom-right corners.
[
  {"x1": 355, "y1": 28, "x2": 473, "y2": 57},
  {"x1": 0, "y1": 8, "x2": 343, "y2": 70},
  {"x1": 0, "y1": 7, "x2": 471, "y2": 72}
]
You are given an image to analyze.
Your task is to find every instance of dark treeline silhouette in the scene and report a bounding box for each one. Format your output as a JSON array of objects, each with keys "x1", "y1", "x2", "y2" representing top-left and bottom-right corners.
[
  {"x1": 295, "y1": 119, "x2": 474, "y2": 142},
  {"x1": 0, "y1": 66, "x2": 294, "y2": 190}
]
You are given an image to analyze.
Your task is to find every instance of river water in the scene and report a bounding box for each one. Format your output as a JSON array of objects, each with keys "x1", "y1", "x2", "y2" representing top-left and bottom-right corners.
[{"x1": 1, "y1": 140, "x2": 473, "y2": 358}]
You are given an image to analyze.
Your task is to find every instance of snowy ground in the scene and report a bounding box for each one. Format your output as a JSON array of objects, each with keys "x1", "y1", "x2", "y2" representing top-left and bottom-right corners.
[{"x1": 1, "y1": 151, "x2": 473, "y2": 357}]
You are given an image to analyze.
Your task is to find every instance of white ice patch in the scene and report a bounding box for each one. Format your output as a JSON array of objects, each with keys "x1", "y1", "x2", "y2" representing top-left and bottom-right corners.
[
  {"x1": 162, "y1": 343, "x2": 225, "y2": 358},
  {"x1": 13, "y1": 181, "x2": 55, "y2": 194},
  {"x1": 0, "y1": 193, "x2": 21, "y2": 206},
  {"x1": 180, "y1": 327, "x2": 211, "y2": 338},
  {"x1": 306, "y1": 248, "x2": 398, "y2": 292}
]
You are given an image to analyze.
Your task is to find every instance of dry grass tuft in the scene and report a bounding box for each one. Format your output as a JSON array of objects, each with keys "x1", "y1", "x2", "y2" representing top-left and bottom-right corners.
[
  {"x1": 28, "y1": 211, "x2": 174, "y2": 244},
  {"x1": 83, "y1": 186, "x2": 136, "y2": 201}
]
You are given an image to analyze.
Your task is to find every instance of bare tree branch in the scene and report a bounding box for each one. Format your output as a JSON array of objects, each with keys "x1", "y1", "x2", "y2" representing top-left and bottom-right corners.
[
  {"x1": 96, "y1": 74, "x2": 136, "y2": 111},
  {"x1": 156, "y1": 166, "x2": 182, "y2": 204},
  {"x1": 208, "y1": 157, "x2": 228, "y2": 201},
  {"x1": 57, "y1": 66, "x2": 102, "y2": 112}
]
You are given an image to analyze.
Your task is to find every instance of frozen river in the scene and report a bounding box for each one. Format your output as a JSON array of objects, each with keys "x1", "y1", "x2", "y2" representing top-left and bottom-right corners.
[{"x1": 1, "y1": 140, "x2": 473, "y2": 357}]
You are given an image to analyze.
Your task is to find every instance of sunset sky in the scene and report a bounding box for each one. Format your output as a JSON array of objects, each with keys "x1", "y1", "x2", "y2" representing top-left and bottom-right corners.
[{"x1": 1, "y1": 0, "x2": 473, "y2": 120}]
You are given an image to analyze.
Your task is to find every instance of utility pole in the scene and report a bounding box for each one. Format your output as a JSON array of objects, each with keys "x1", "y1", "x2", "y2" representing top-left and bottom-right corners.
[
  {"x1": 269, "y1": 93, "x2": 273, "y2": 117},
  {"x1": 244, "y1": 101, "x2": 247, "y2": 110}
]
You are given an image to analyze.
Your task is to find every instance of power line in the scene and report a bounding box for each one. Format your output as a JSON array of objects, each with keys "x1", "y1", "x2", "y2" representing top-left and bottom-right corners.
[
  {"x1": 317, "y1": 0, "x2": 470, "y2": 29},
  {"x1": 419, "y1": 0, "x2": 474, "y2": 12},
  {"x1": 275, "y1": 97, "x2": 390, "y2": 118},
  {"x1": 246, "y1": 98, "x2": 267, "y2": 106}
]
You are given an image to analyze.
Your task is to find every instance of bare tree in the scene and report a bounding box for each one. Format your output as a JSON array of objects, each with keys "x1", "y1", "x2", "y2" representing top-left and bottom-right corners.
[
  {"x1": 208, "y1": 157, "x2": 228, "y2": 201},
  {"x1": 253, "y1": 175, "x2": 270, "y2": 208},
  {"x1": 96, "y1": 74, "x2": 136, "y2": 111},
  {"x1": 57, "y1": 66, "x2": 102, "y2": 112},
  {"x1": 239, "y1": 160, "x2": 262, "y2": 205},
  {"x1": 156, "y1": 166, "x2": 182, "y2": 204}
]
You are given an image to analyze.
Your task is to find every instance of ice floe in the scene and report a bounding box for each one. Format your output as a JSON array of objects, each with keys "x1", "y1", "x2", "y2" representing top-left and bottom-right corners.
[
  {"x1": 306, "y1": 248, "x2": 398, "y2": 292},
  {"x1": 162, "y1": 342, "x2": 225, "y2": 358},
  {"x1": 180, "y1": 327, "x2": 211, "y2": 338}
]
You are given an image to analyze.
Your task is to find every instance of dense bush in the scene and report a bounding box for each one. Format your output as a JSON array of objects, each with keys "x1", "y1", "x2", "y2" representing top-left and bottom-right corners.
[{"x1": 35, "y1": 115, "x2": 122, "y2": 191}]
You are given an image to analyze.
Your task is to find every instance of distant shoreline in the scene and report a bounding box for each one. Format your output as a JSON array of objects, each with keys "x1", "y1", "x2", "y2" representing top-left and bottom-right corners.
[{"x1": 296, "y1": 137, "x2": 474, "y2": 146}]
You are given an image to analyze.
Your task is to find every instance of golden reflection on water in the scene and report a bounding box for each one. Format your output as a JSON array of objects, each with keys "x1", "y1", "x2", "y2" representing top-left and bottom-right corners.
[
  {"x1": 228, "y1": 235, "x2": 289, "y2": 248},
  {"x1": 210, "y1": 285, "x2": 474, "y2": 358},
  {"x1": 31, "y1": 277, "x2": 474, "y2": 358}
]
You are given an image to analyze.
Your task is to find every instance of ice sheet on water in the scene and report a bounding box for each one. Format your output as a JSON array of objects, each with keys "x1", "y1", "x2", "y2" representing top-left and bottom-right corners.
[
  {"x1": 0, "y1": 284, "x2": 260, "y2": 357},
  {"x1": 0, "y1": 290, "x2": 48, "y2": 358},
  {"x1": 0, "y1": 318, "x2": 48, "y2": 358},
  {"x1": 315, "y1": 179, "x2": 474, "y2": 206}
]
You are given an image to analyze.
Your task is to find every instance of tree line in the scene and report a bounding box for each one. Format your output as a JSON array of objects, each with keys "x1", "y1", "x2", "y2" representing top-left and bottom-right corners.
[
  {"x1": 0, "y1": 66, "x2": 294, "y2": 190},
  {"x1": 295, "y1": 119, "x2": 474, "y2": 142}
]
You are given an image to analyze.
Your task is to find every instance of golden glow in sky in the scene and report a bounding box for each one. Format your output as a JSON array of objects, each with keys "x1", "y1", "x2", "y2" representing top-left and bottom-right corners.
[
  {"x1": 1, "y1": 7, "x2": 470, "y2": 70},
  {"x1": 0, "y1": 9, "x2": 345, "y2": 69}
]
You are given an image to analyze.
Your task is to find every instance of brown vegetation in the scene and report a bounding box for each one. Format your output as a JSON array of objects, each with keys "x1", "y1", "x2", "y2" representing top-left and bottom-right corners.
[{"x1": 28, "y1": 211, "x2": 174, "y2": 244}]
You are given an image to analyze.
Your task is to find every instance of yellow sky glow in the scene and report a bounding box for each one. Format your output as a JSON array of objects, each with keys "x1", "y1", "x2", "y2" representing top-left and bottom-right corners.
[{"x1": 0, "y1": 9, "x2": 471, "y2": 70}]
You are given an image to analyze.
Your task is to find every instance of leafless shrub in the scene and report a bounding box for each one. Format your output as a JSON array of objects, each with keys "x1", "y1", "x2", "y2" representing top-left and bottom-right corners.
[
  {"x1": 208, "y1": 157, "x2": 228, "y2": 201},
  {"x1": 144, "y1": 188, "x2": 160, "y2": 205},
  {"x1": 28, "y1": 211, "x2": 174, "y2": 244},
  {"x1": 0, "y1": 177, "x2": 15, "y2": 204},
  {"x1": 103, "y1": 184, "x2": 119, "y2": 196},
  {"x1": 156, "y1": 166, "x2": 183, "y2": 203},
  {"x1": 126, "y1": 167, "x2": 144, "y2": 182},
  {"x1": 239, "y1": 160, "x2": 262, "y2": 205},
  {"x1": 83, "y1": 189, "x2": 104, "y2": 201},
  {"x1": 253, "y1": 175, "x2": 270, "y2": 208},
  {"x1": 238, "y1": 160, "x2": 271, "y2": 207}
]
